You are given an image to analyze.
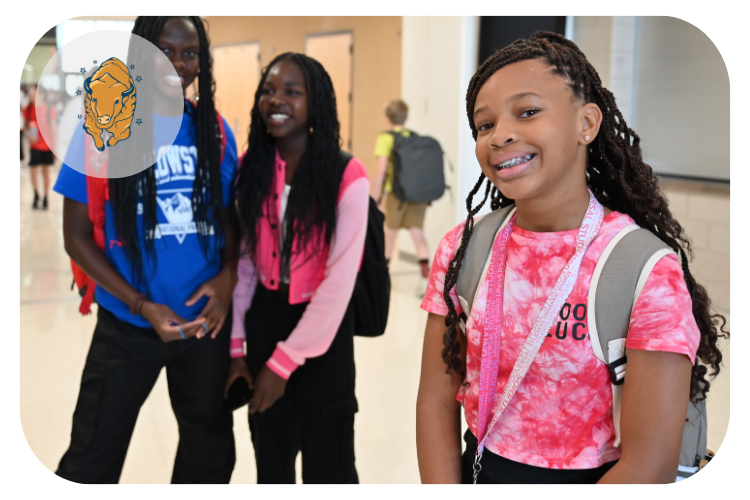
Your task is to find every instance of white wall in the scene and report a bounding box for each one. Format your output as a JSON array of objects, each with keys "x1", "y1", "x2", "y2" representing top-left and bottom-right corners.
[
  {"x1": 574, "y1": 16, "x2": 729, "y2": 181},
  {"x1": 399, "y1": 16, "x2": 480, "y2": 258},
  {"x1": 631, "y1": 16, "x2": 729, "y2": 181}
]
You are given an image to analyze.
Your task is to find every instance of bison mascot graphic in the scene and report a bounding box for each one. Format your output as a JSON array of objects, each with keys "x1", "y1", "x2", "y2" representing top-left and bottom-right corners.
[{"x1": 83, "y1": 57, "x2": 137, "y2": 151}]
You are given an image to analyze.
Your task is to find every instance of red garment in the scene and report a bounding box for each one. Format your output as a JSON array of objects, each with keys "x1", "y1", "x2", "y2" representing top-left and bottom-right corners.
[
  {"x1": 421, "y1": 211, "x2": 700, "y2": 469},
  {"x1": 230, "y1": 151, "x2": 370, "y2": 379},
  {"x1": 253, "y1": 150, "x2": 368, "y2": 305},
  {"x1": 23, "y1": 103, "x2": 56, "y2": 151}
]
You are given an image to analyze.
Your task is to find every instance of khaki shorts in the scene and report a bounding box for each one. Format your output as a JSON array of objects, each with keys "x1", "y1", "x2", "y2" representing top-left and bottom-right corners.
[{"x1": 384, "y1": 192, "x2": 428, "y2": 230}]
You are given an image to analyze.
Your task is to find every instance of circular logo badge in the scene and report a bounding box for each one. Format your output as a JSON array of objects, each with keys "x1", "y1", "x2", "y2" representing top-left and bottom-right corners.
[{"x1": 36, "y1": 30, "x2": 184, "y2": 178}]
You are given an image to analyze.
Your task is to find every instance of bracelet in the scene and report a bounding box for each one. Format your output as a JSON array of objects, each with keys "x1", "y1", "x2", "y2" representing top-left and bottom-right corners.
[
  {"x1": 129, "y1": 294, "x2": 149, "y2": 316},
  {"x1": 138, "y1": 299, "x2": 151, "y2": 316}
]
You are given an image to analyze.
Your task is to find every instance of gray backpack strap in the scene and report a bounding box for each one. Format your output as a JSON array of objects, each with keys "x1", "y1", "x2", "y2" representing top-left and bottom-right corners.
[
  {"x1": 588, "y1": 225, "x2": 674, "y2": 369},
  {"x1": 589, "y1": 225, "x2": 706, "y2": 480},
  {"x1": 455, "y1": 205, "x2": 516, "y2": 325},
  {"x1": 588, "y1": 225, "x2": 673, "y2": 448},
  {"x1": 678, "y1": 396, "x2": 708, "y2": 479}
]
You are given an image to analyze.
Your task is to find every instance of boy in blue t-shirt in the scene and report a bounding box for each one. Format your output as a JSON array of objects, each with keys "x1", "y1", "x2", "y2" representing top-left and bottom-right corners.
[{"x1": 53, "y1": 17, "x2": 239, "y2": 484}]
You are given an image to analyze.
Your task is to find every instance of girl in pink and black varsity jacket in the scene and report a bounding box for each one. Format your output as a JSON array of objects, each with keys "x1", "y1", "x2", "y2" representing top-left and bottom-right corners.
[{"x1": 227, "y1": 53, "x2": 369, "y2": 483}]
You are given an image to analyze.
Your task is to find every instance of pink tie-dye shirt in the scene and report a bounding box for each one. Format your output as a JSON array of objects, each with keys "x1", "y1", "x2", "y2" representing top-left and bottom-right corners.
[{"x1": 420, "y1": 211, "x2": 700, "y2": 469}]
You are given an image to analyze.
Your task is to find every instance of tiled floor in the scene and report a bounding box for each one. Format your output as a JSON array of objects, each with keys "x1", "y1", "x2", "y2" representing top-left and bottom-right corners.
[{"x1": 19, "y1": 163, "x2": 729, "y2": 484}]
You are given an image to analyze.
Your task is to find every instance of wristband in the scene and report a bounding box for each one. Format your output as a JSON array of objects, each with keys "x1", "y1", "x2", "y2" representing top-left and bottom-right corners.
[
  {"x1": 138, "y1": 299, "x2": 150, "y2": 316},
  {"x1": 129, "y1": 294, "x2": 149, "y2": 316}
]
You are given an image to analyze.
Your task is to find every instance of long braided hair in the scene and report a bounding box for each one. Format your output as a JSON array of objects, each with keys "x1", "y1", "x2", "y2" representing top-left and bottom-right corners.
[
  {"x1": 442, "y1": 31, "x2": 727, "y2": 403},
  {"x1": 108, "y1": 16, "x2": 226, "y2": 288},
  {"x1": 235, "y1": 53, "x2": 342, "y2": 271}
]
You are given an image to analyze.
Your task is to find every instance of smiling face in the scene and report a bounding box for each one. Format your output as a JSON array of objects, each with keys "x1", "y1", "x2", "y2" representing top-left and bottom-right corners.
[
  {"x1": 258, "y1": 59, "x2": 309, "y2": 140},
  {"x1": 473, "y1": 58, "x2": 599, "y2": 204},
  {"x1": 156, "y1": 17, "x2": 200, "y2": 96}
]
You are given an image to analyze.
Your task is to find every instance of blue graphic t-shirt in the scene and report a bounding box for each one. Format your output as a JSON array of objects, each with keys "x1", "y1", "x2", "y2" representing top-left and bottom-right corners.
[{"x1": 54, "y1": 104, "x2": 238, "y2": 327}]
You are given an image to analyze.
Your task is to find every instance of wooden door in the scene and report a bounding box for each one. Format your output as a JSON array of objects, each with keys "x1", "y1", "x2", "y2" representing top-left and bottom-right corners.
[
  {"x1": 305, "y1": 32, "x2": 353, "y2": 152},
  {"x1": 212, "y1": 42, "x2": 261, "y2": 154}
]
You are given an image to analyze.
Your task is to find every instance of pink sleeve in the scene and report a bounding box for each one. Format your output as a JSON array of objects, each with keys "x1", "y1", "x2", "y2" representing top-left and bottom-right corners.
[
  {"x1": 230, "y1": 241, "x2": 258, "y2": 358},
  {"x1": 266, "y1": 176, "x2": 370, "y2": 379},
  {"x1": 420, "y1": 222, "x2": 465, "y2": 317},
  {"x1": 625, "y1": 253, "x2": 701, "y2": 364}
]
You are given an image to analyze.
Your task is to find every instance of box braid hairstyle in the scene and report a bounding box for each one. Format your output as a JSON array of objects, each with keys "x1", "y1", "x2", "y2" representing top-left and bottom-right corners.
[
  {"x1": 108, "y1": 16, "x2": 226, "y2": 288},
  {"x1": 442, "y1": 31, "x2": 727, "y2": 403},
  {"x1": 235, "y1": 53, "x2": 343, "y2": 272}
]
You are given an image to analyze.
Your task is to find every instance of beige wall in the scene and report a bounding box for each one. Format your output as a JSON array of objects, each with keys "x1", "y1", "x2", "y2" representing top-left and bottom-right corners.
[
  {"x1": 571, "y1": 16, "x2": 614, "y2": 88},
  {"x1": 203, "y1": 16, "x2": 402, "y2": 179},
  {"x1": 398, "y1": 17, "x2": 480, "y2": 261},
  {"x1": 661, "y1": 182, "x2": 730, "y2": 313}
]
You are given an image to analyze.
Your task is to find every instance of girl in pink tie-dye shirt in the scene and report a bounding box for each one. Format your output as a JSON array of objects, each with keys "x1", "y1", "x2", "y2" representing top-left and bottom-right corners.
[{"x1": 416, "y1": 32, "x2": 727, "y2": 484}]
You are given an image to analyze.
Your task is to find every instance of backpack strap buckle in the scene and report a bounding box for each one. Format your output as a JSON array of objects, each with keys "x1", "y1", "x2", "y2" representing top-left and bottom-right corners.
[
  {"x1": 608, "y1": 355, "x2": 627, "y2": 385},
  {"x1": 458, "y1": 312, "x2": 468, "y2": 334}
]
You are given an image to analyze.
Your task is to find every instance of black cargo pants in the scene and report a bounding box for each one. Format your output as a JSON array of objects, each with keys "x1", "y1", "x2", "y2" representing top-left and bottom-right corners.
[
  {"x1": 244, "y1": 283, "x2": 359, "y2": 484},
  {"x1": 56, "y1": 306, "x2": 235, "y2": 484}
]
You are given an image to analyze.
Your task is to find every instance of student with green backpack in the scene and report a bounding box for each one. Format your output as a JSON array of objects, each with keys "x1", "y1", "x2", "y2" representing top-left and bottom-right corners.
[{"x1": 416, "y1": 32, "x2": 727, "y2": 484}]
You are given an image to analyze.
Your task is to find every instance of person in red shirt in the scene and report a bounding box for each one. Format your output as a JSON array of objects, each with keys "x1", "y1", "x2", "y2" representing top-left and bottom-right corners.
[
  {"x1": 416, "y1": 32, "x2": 728, "y2": 484},
  {"x1": 23, "y1": 84, "x2": 57, "y2": 209}
]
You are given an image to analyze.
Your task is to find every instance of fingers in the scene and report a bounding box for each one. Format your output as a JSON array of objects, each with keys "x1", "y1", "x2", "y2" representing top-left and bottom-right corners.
[
  {"x1": 181, "y1": 319, "x2": 208, "y2": 339},
  {"x1": 185, "y1": 283, "x2": 211, "y2": 307},
  {"x1": 155, "y1": 308, "x2": 194, "y2": 342},
  {"x1": 195, "y1": 298, "x2": 229, "y2": 339},
  {"x1": 209, "y1": 314, "x2": 226, "y2": 339},
  {"x1": 164, "y1": 316, "x2": 207, "y2": 341},
  {"x1": 194, "y1": 320, "x2": 211, "y2": 340},
  {"x1": 247, "y1": 385, "x2": 268, "y2": 414},
  {"x1": 248, "y1": 394, "x2": 268, "y2": 414},
  {"x1": 247, "y1": 386, "x2": 279, "y2": 414}
]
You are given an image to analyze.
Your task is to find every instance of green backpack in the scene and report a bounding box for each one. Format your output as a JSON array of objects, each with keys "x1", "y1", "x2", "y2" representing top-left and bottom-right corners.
[{"x1": 455, "y1": 205, "x2": 711, "y2": 481}]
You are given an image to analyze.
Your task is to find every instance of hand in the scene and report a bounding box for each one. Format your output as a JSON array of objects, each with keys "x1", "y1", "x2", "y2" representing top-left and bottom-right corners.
[
  {"x1": 141, "y1": 301, "x2": 207, "y2": 343},
  {"x1": 185, "y1": 265, "x2": 235, "y2": 339},
  {"x1": 225, "y1": 356, "x2": 254, "y2": 398},
  {"x1": 247, "y1": 365, "x2": 287, "y2": 414}
]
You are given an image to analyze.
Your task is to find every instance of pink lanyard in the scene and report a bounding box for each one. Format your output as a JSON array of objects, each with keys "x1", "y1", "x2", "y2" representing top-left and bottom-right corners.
[{"x1": 472, "y1": 191, "x2": 605, "y2": 483}]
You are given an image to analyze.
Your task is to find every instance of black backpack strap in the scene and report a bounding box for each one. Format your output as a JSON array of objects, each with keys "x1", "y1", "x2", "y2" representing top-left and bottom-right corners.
[
  {"x1": 339, "y1": 149, "x2": 353, "y2": 163},
  {"x1": 388, "y1": 130, "x2": 401, "y2": 144},
  {"x1": 455, "y1": 205, "x2": 516, "y2": 326},
  {"x1": 388, "y1": 129, "x2": 413, "y2": 142},
  {"x1": 339, "y1": 149, "x2": 353, "y2": 170}
]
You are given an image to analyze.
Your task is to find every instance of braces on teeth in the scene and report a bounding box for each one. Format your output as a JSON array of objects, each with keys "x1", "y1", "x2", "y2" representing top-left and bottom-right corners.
[{"x1": 497, "y1": 154, "x2": 533, "y2": 170}]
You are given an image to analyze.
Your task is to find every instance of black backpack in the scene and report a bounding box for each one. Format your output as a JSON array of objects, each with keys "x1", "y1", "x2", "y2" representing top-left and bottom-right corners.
[
  {"x1": 389, "y1": 130, "x2": 446, "y2": 204},
  {"x1": 340, "y1": 151, "x2": 391, "y2": 337}
]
